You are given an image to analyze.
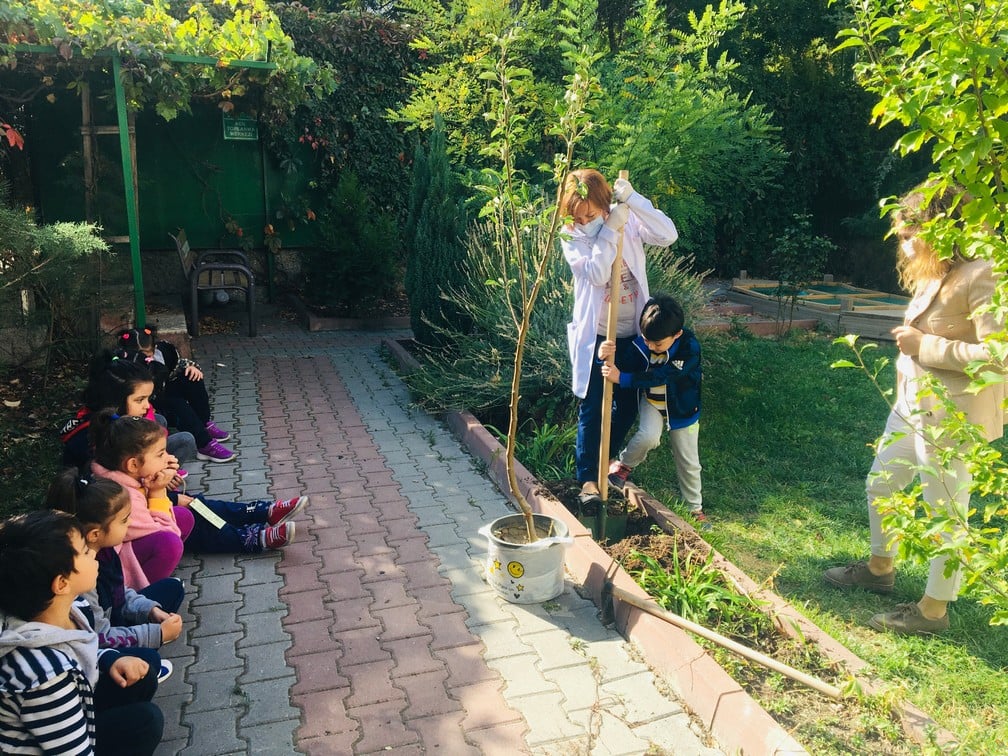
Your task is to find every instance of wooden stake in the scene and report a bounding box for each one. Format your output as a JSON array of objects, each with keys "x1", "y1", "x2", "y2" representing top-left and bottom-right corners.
[
  {"x1": 607, "y1": 583, "x2": 844, "y2": 700},
  {"x1": 597, "y1": 169, "x2": 629, "y2": 515}
]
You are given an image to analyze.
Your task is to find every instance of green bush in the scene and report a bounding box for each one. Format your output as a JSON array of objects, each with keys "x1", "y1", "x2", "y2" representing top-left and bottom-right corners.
[
  {"x1": 302, "y1": 173, "x2": 399, "y2": 316},
  {"x1": 592, "y1": 1, "x2": 788, "y2": 277},
  {"x1": 0, "y1": 191, "x2": 110, "y2": 364},
  {"x1": 404, "y1": 113, "x2": 468, "y2": 347},
  {"x1": 265, "y1": 5, "x2": 418, "y2": 219}
]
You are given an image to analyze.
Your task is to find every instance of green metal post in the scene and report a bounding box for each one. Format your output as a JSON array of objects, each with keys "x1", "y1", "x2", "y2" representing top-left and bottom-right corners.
[
  {"x1": 259, "y1": 127, "x2": 275, "y2": 303},
  {"x1": 112, "y1": 55, "x2": 146, "y2": 327}
]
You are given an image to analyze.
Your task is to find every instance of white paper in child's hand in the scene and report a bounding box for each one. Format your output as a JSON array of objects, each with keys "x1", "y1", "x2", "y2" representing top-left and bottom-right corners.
[{"x1": 189, "y1": 499, "x2": 227, "y2": 530}]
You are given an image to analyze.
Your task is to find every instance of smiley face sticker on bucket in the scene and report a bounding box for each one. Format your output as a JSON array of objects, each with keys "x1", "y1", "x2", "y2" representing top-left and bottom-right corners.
[{"x1": 478, "y1": 513, "x2": 573, "y2": 604}]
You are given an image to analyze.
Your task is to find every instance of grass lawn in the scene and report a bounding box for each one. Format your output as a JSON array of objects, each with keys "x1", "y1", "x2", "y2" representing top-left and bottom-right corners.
[{"x1": 631, "y1": 330, "x2": 1008, "y2": 752}]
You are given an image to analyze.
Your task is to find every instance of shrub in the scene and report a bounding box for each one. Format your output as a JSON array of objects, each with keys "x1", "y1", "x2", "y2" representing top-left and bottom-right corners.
[
  {"x1": 302, "y1": 173, "x2": 399, "y2": 316},
  {"x1": 405, "y1": 218, "x2": 710, "y2": 423},
  {"x1": 0, "y1": 190, "x2": 111, "y2": 364}
]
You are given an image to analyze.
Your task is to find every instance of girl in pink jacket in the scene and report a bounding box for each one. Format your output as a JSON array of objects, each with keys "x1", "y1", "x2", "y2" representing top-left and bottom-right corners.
[{"x1": 89, "y1": 411, "x2": 308, "y2": 589}]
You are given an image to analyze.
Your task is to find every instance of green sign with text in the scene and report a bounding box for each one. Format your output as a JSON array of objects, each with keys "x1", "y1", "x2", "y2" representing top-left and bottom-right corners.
[{"x1": 222, "y1": 114, "x2": 259, "y2": 141}]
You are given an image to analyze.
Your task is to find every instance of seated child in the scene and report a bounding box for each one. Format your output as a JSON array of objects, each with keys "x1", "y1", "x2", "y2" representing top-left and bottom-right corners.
[
  {"x1": 0, "y1": 510, "x2": 163, "y2": 756},
  {"x1": 599, "y1": 294, "x2": 705, "y2": 522},
  {"x1": 88, "y1": 410, "x2": 309, "y2": 589},
  {"x1": 47, "y1": 469, "x2": 185, "y2": 660},
  {"x1": 61, "y1": 351, "x2": 195, "y2": 483},
  {"x1": 116, "y1": 326, "x2": 236, "y2": 463}
]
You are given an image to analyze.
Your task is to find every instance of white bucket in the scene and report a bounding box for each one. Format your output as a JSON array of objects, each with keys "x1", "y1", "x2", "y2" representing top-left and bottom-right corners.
[{"x1": 478, "y1": 514, "x2": 573, "y2": 603}]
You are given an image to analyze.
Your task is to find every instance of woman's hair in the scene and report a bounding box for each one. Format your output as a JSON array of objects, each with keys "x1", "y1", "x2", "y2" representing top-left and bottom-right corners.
[
  {"x1": 46, "y1": 467, "x2": 130, "y2": 530},
  {"x1": 90, "y1": 408, "x2": 164, "y2": 471},
  {"x1": 84, "y1": 350, "x2": 155, "y2": 413},
  {"x1": 561, "y1": 169, "x2": 612, "y2": 220},
  {"x1": 0, "y1": 510, "x2": 83, "y2": 620},
  {"x1": 116, "y1": 326, "x2": 157, "y2": 354},
  {"x1": 893, "y1": 180, "x2": 967, "y2": 293}
]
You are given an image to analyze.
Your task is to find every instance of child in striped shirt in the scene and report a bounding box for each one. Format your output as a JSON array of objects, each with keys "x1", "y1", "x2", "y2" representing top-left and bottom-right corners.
[{"x1": 0, "y1": 510, "x2": 163, "y2": 755}]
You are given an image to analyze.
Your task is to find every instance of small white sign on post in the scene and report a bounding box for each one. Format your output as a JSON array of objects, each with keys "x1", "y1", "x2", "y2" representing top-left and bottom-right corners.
[{"x1": 222, "y1": 114, "x2": 259, "y2": 141}]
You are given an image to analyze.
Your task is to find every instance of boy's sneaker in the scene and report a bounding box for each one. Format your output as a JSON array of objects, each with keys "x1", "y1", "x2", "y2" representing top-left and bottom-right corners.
[
  {"x1": 607, "y1": 461, "x2": 632, "y2": 490},
  {"x1": 268, "y1": 496, "x2": 309, "y2": 526},
  {"x1": 205, "y1": 420, "x2": 231, "y2": 441},
  {"x1": 690, "y1": 510, "x2": 712, "y2": 531},
  {"x1": 260, "y1": 522, "x2": 296, "y2": 549},
  {"x1": 157, "y1": 659, "x2": 173, "y2": 683},
  {"x1": 196, "y1": 439, "x2": 236, "y2": 463}
]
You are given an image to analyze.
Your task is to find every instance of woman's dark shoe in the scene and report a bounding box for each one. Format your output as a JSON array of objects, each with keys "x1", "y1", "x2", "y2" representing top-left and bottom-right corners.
[
  {"x1": 868, "y1": 603, "x2": 949, "y2": 635},
  {"x1": 823, "y1": 561, "x2": 895, "y2": 593}
]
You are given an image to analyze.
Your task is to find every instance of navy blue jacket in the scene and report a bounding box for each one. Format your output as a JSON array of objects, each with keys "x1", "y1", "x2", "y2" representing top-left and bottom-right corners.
[{"x1": 617, "y1": 329, "x2": 702, "y2": 429}]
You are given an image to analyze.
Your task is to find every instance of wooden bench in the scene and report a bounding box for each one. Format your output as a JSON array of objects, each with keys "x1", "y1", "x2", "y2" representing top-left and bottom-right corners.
[{"x1": 170, "y1": 230, "x2": 256, "y2": 337}]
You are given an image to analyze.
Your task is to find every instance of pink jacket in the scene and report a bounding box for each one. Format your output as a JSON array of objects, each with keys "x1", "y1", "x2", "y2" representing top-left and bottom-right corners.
[{"x1": 90, "y1": 462, "x2": 182, "y2": 590}]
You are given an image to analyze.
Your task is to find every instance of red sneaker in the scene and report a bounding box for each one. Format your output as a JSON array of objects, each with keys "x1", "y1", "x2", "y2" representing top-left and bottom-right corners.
[
  {"x1": 607, "y1": 461, "x2": 632, "y2": 490},
  {"x1": 260, "y1": 522, "x2": 296, "y2": 549},
  {"x1": 268, "y1": 496, "x2": 309, "y2": 526},
  {"x1": 690, "y1": 510, "x2": 711, "y2": 531}
]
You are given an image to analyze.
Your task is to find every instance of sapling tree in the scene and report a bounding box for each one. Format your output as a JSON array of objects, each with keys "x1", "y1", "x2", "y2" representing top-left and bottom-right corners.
[
  {"x1": 474, "y1": 3, "x2": 601, "y2": 541},
  {"x1": 832, "y1": 0, "x2": 1008, "y2": 623}
]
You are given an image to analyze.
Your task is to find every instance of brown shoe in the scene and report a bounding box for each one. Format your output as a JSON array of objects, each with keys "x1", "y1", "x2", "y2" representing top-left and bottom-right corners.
[
  {"x1": 868, "y1": 603, "x2": 949, "y2": 636},
  {"x1": 823, "y1": 561, "x2": 894, "y2": 593}
]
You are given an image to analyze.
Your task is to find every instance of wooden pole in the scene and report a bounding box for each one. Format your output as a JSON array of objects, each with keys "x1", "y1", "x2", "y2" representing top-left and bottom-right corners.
[
  {"x1": 607, "y1": 583, "x2": 844, "y2": 699},
  {"x1": 597, "y1": 169, "x2": 629, "y2": 536}
]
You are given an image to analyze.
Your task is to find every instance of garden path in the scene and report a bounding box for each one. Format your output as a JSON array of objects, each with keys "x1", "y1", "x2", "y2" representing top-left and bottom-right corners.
[{"x1": 154, "y1": 312, "x2": 723, "y2": 755}]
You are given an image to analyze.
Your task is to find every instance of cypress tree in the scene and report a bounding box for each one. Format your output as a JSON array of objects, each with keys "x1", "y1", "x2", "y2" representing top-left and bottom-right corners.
[{"x1": 404, "y1": 113, "x2": 467, "y2": 347}]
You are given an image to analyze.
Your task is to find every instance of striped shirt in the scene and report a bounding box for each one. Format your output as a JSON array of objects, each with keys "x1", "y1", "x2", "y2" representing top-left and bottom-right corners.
[
  {"x1": 644, "y1": 350, "x2": 669, "y2": 416},
  {"x1": 0, "y1": 646, "x2": 95, "y2": 754}
]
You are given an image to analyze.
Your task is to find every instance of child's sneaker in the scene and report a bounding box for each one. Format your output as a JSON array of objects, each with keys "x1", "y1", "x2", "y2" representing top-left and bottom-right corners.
[
  {"x1": 260, "y1": 522, "x2": 296, "y2": 549},
  {"x1": 268, "y1": 496, "x2": 309, "y2": 526},
  {"x1": 157, "y1": 659, "x2": 173, "y2": 683},
  {"x1": 205, "y1": 420, "x2": 231, "y2": 441},
  {"x1": 196, "y1": 439, "x2": 236, "y2": 463},
  {"x1": 690, "y1": 510, "x2": 711, "y2": 531},
  {"x1": 607, "y1": 461, "x2": 632, "y2": 490}
]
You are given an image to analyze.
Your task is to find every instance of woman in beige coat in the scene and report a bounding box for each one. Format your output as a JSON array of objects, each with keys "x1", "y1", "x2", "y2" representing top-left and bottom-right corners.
[{"x1": 825, "y1": 182, "x2": 1003, "y2": 635}]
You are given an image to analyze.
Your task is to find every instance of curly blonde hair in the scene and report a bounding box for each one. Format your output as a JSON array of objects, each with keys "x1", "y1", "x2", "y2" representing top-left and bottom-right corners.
[{"x1": 893, "y1": 181, "x2": 966, "y2": 294}]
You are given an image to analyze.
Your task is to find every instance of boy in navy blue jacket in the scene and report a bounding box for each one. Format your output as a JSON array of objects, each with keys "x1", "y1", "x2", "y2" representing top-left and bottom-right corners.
[{"x1": 598, "y1": 294, "x2": 705, "y2": 522}]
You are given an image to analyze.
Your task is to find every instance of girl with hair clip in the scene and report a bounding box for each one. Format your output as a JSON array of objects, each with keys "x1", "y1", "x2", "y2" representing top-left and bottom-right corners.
[
  {"x1": 46, "y1": 470, "x2": 184, "y2": 682},
  {"x1": 824, "y1": 181, "x2": 1004, "y2": 635},
  {"x1": 88, "y1": 410, "x2": 308, "y2": 589},
  {"x1": 116, "y1": 326, "x2": 235, "y2": 463},
  {"x1": 60, "y1": 350, "x2": 195, "y2": 484}
]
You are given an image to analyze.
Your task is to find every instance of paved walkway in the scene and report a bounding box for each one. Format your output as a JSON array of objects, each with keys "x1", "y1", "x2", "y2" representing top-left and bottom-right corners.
[{"x1": 154, "y1": 317, "x2": 722, "y2": 755}]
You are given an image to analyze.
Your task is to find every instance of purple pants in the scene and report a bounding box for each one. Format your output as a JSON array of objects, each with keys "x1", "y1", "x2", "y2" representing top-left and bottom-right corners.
[{"x1": 128, "y1": 507, "x2": 194, "y2": 583}]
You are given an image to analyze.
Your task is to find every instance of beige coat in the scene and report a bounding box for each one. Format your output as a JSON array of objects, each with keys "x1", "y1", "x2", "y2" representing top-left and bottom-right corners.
[{"x1": 902, "y1": 258, "x2": 1004, "y2": 441}]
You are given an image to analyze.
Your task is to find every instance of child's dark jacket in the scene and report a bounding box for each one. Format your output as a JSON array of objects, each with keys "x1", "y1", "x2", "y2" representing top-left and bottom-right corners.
[{"x1": 615, "y1": 329, "x2": 702, "y2": 429}]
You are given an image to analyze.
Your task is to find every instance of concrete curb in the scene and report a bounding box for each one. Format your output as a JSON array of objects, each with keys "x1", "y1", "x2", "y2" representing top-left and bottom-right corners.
[{"x1": 383, "y1": 337, "x2": 805, "y2": 756}]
